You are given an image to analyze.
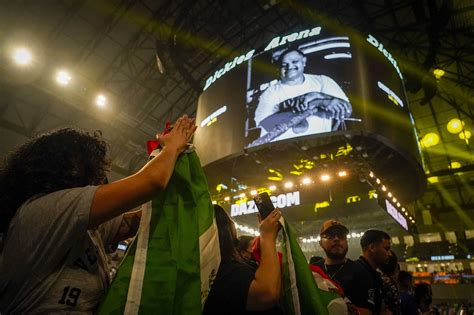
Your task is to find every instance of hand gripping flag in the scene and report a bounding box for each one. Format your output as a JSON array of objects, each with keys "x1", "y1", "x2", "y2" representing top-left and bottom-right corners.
[
  {"x1": 98, "y1": 151, "x2": 220, "y2": 314},
  {"x1": 278, "y1": 218, "x2": 349, "y2": 315}
]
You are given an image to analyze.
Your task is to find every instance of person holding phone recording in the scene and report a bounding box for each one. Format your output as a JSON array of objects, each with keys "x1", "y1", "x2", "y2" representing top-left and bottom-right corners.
[{"x1": 203, "y1": 205, "x2": 282, "y2": 315}]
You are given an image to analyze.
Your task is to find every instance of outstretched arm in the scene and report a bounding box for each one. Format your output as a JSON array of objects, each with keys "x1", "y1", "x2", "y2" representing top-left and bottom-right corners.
[
  {"x1": 246, "y1": 209, "x2": 282, "y2": 311},
  {"x1": 88, "y1": 115, "x2": 197, "y2": 229}
]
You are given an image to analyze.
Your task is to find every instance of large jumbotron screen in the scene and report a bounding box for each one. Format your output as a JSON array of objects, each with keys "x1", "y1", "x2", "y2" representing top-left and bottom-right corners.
[{"x1": 194, "y1": 26, "x2": 419, "y2": 168}]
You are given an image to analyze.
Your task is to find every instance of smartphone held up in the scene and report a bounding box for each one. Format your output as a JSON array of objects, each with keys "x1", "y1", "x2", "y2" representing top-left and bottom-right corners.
[{"x1": 253, "y1": 192, "x2": 275, "y2": 220}]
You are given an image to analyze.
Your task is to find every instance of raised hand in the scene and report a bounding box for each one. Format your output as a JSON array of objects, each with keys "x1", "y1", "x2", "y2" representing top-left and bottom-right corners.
[
  {"x1": 258, "y1": 209, "x2": 282, "y2": 241},
  {"x1": 157, "y1": 115, "x2": 197, "y2": 154}
]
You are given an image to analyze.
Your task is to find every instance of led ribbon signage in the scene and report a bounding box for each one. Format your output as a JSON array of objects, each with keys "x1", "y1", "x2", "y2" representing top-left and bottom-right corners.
[
  {"x1": 385, "y1": 199, "x2": 408, "y2": 231},
  {"x1": 366, "y1": 34, "x2": 403, "y2": 80},
  {"x1": 200, "y1": 105, "x2": 227, "y2": 127},
  {"x1": 231, "y1": 191, "x2": 300, "y2": 217},
  {"x1": 203, "y1": 27, "x2": 323, "y2": 91}
]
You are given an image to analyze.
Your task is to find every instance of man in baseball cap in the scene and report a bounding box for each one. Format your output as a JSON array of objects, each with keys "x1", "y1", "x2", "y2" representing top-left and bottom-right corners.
[
  {"x1": 320, "y1": 219, "x2": 349, "y2": 237},
  {"x1": 313, "y1": 220, "x2": 374, "y2": 315},
  {"x1": 318, "y1": 220, "x2": 350, "y2": 266}
]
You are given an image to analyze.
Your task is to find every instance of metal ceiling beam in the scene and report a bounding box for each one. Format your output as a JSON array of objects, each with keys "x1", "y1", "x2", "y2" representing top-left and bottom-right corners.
[
  {"x1": 95, "y1": 0, "x2": 176, "y2": 85},
  {"x1": 45, "y1": 0, "x2": 88, "y2": 44},
  {"x1": 430, "y1": 165, "x2": 474, "y2": 177},
  {"x1": 74, "y1": 0, "x2": 137, "y2": 66}
]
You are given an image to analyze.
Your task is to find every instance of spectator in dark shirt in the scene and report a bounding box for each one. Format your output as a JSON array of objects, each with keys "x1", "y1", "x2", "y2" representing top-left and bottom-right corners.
[
  {"x1": 378, "y1": 250, "x2": 400, "y2": 315},
  {"x1": 356, "y1": 229, "x2": 392, "y2": 315},
  {"x1": 414, "y1": 283, "x2": 438, "y2": 315},
  {"x1": 313, "y1": 220, "x2": 375, "y2": 315},
  {"x1": 398, "y1": 271, "x2": 418, "y2": 315},
  {"x1": 203, "y1": 205, "x2": 282, "y2": 315}
]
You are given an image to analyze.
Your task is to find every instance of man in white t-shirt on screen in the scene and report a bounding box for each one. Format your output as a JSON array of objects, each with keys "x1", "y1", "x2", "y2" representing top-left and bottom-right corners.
[{"x1": 254, "y1": 48, "x2": 352, "y2": 143}]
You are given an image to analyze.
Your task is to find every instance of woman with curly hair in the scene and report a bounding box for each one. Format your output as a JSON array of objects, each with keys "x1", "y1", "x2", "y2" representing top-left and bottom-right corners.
[{"x1": 0, "y1": 115, "x2": 196, "y2": 314}]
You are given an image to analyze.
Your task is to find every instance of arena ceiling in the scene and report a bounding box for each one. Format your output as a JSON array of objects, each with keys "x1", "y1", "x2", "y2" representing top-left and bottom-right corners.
[{"x1": 0, "y1": 0, "x2": 473, "y2": 239}]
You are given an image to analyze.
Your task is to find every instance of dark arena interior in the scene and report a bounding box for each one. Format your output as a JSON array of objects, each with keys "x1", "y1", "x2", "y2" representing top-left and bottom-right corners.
[{"x1": 0, "y1": 1, "x2": 473, "y2": 314}]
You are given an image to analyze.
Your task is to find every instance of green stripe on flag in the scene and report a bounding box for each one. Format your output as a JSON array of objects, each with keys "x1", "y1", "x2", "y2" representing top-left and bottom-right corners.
[
  {"x1": 98, "y1": 151, "x2": 220, "y2": 315},
  {"x1": 281, "y1": 218, "x2": 341, "y2": 315}
]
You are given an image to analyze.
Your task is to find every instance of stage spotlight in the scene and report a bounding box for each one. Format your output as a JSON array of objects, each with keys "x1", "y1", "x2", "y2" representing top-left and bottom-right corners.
[
  {"x1": 397, "y1": 202, "x2": 401, "y2": 207},
  {"x1": 13, "y1": 47, "x2": 32, "y2": 65},
  {"x1": 388, "y1": 192, "x2": 393, "y2": 198},
  {"x1": 338, "y1": 170, "x2": 347, "y2": 177},
  {"x1": 447, "y1": 118, "x2": 463, "y2": 134},
  {"x1": 381, "y1": 185, "x2": 387, "y2": 191},
  {"x1": 250, "y1": 190, "x2": 257, "y2": 196},
  {"x1": 459, "y1": 130, "x2": 471, "y2": 141},
  {"x1": 96, "y1": 94, "x2": 107, "y2": 107},
  {"x1": 269, "y1": 185, "x2": 277, "y2": 191},
  {"x1": 369, "y1": 171, "x2": 374, "y2": 178},
  {"x1": 284, "y1": 181, "x2": 293, "y2": 189},
  {"x1": 392, "y1": 197, "x2": 397, "y2": 203},
  {"x1": 433, "y1": 68, "x2": 445, "y2": 80},
  {"x1": 302, "y1": 177, "x2": 311, "y2": 185},
  {"x1": 320, "y1": 174, "x2": 330, "y2": 182},
  {"x1": 450, "y1": 161, "x2": 461, "y2": 169},
  {"x1": 421, "y1": 133, "x2": 440, "y2": 148},
  {"x1": 56, "y1": 70, "x2": 71, "y2": 86},
  {"x1": 376, "y1": 178, "x2": 381, "y2": 184}
]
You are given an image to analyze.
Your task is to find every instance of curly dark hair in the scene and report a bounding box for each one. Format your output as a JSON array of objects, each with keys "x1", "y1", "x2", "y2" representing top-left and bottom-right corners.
[{"x1": 0, "y1": 128, "x2": 110, "y2": 234}]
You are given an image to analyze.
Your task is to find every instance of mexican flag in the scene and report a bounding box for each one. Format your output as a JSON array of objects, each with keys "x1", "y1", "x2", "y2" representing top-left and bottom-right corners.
[
  {"x1": 98, "y1": 150, "x2": 220, "y2": 314},
  {"x1": 279, "y1": 218, "x2": 349, "y2": 315}
]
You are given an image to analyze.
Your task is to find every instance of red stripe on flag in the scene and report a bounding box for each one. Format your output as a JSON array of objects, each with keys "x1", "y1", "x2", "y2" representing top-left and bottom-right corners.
[{"x1": 146, "y1": 121, "x2": 173, "y2": 155}]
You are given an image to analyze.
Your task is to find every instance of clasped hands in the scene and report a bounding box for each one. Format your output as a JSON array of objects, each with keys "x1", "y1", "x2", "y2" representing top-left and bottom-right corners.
[{"x1": 280, "y1": 92, "x2": 351, "y2": 120}]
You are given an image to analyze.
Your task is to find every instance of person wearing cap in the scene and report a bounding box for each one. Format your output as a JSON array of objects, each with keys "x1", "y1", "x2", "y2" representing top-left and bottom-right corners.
[
  {"x1": 313, "y1": 220, "x2": 375, "y2": 315},
  {"x1": 356, "y1": 229, "x2": 392, "y2": 315}
]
